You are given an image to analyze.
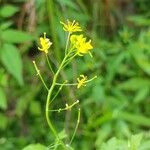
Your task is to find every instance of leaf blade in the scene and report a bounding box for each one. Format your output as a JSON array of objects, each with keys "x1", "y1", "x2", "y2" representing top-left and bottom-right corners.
[{"x1": 0, "y1": 44, "x2": 24, "y2": 86}]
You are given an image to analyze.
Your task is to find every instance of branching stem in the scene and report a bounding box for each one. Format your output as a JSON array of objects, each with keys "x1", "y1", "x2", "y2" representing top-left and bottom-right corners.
[{"x1": 33, "y1": 61, "x2": 49, "y2": 91}]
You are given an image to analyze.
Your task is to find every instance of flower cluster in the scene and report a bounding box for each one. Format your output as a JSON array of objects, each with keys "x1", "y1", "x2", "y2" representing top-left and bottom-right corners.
[
  {"x1": 34, "y1": 19, "x2": 97, "y2": 148},
  {"x1": 60, "y1": 20, "x2": 82, "y2": 33},
  {"x1": 77, "y1": 75, "x2": 97, "y2": 89},
  {"x1": 77, "y1": 75, "x2": 87, "y2": 88},
  {"x1": 38, "y1": 32, "x2": 52, "y2": 54},
  {"x1": 70, "y1": 34, "x2": 93, "y2": 56},
  {"x1": 60, "y1": 20, "x2": 93, "y2": 56},
  {"x1": 38, "y1": 20, "x2": 93, "y2": 57},
  {"x1": 37, "y1": 20, "x2": 96, "y2": 89}
]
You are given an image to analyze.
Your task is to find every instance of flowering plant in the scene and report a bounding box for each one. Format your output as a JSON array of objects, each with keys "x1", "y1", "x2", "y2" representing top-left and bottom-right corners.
[{"x1": 33, "y1": 20, "x2": 97, "y2": 149}]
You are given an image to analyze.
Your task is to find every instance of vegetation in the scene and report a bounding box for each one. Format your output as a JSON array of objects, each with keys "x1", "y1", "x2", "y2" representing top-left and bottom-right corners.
[{"x1": 0, "y1": 0, "x2": 150, "y2": 150}]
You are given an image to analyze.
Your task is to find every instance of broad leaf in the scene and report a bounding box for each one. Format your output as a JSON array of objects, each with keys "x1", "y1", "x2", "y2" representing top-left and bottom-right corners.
[
  {"x1": 129, "y1": 133, "x2": 143, "y2": 150},
  {"x1": 0, "y1": 4, "x2": 19, "y2": 18},
  {"x1": 23, "y1": 144, "x2": 47, "y2": 150},
  {"x1": 118, "y1": 78, "x2": 150, "y2": 91},
  {"x1": 0, "y1": 87, "x2": 7, "y2": 110},
  {"x1": 0, "y1": 44, "x2": 24, "y2": 85},
  {"x1": 0, "y1": 113, "x2": 8, "y2": 130},
  {"x1": 1, "y1": 29, "x2": 33, "y2": 43},
  {"x1": 0, "y1": 21, "x2": 13, "y2": 30}
]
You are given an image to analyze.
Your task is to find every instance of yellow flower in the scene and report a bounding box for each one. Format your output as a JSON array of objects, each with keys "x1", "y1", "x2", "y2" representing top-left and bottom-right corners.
[
  {"x1": 77, "y1": 75, "x2": 87, "y2": 88},
  {"x1": 70, "y1": 34, "x2": 93, "y2": 56},
  {"x1": 60, "y1": 20, "x2": 82, "y2": 33},
  {"x1": 38, "y1": 32, "x2": 52, "y2": 54}
]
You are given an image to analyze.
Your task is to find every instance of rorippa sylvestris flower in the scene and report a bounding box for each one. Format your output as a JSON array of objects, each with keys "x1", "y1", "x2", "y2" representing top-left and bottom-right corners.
[
  {"x1": 33, "y1": 19, "x2": 97, "y2": 148},
  {"x1": 77, "y1": 75, "x2": 97, "y2": 89},
  {"x1": 77, "y1": 75, "x2": 87, "y2": 88},
  {"x1": 60, "y1": 20, "x2": 82, "y2": 33},
  {"x1": 70, "y1": 34, "x2": 93, "y2": 56},
  {"x1": 38, "y1": 32, "x2": 52, "y2": 54}
]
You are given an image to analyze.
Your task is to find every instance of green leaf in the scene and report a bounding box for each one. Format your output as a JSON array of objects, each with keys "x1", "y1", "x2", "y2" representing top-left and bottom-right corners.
[
  {"x1": 106, "y1": 52, "x2": 126, "y2": 83},
  {"x1": 1, "y1": 29, "x2": 33, "y2": 43},
  {"x1": 0, "y1": 113, "x2": 8, "y2": 130},
  {"x1": 0, "y1": 69, "x2": 8, "y2": 86},
  {"x1": 16, "y1": 98, "x2": 28, "y2": 117},
  {"x1": 101, "y1": 137, "x2": 118, "y2": 150},
  {"x1": 118, "y1": 112, "x2": 150, "y2": 127},
  {"x1": 127, "y1": 15, "x2": 150, "y2": 26},
  {"x1": 0, "y1": 5, "x2": 19, "y2": 18},
  {"x1": 91, "y1": 79, "x2": 105, "y2": 103},
  {"x1": 118, "y1": 78, "x2": 150, "y2": 91},
  {"x1": 100, "y1": 137, "x2": 127, "y2": 150},
  {"x1": 13, "y1": 0, "x2": 26, "y2": 2},
  {"x1": 95, "y1": 125, "x2": 111, "y2": 147},
  {"x1": 58, "y1": 130, "x2": 67, "y2": 140},
  {"x1": 0, "y1": 21, "x2": 13, "y2": 30},
  {"x1": 0, "y1": 87, "x2": 7, "y2": 110},
  {"x1": 133, "y1": 87, "x2": 149, "y2": 103},
  {"x1": 29, "y1": 101, "x2": 41, "y2": 116},
  {"x1": 23, "y1": 144, "x2": 47, "y2": 150},
  {"x1": 128, "y1": 42, "x2": 150, "y2": 75},
  {"x1": 139, "y1": 140, "x2": 150, "y2": 150},
  {"x1": 129, "y1": 133, "x2": 143, "y2": 150},
  {"x1": 119, "y1": 27, "x2": 133, "y2": 44},
  {"x1": 0, "y1": 44, "x2": 24, "y2": 86}
]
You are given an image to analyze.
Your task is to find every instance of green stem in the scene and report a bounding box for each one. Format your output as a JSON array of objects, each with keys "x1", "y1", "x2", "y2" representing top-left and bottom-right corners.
[
  {"x1": 50, "y1": 81, "x2": 67, "y2": 104},
  {"x1": 62, "y1": 53, "x2": 77, "y2": 69},
  {"x1": 55, "y1": 83, "x2": 77, "y2": 86},
  {"x1": 33, "y1": 61, "x2": 49, "y2": 91},
  {"x1": 84, "y1": 75, "x2": 97, "y2": 83},
  {"x1": 45, "y1": 54, "x2": 70, "y2": 149},
  {"x1": 48, "y1": 143, "x2": 61, "y2": 149},
  {"x1": 46, "y1": 54, "x2": 54, "y2": 74},
  {"x1": 69, "y1": 108, "x2": 81, "y2": 145},
  {"x1": 55, "y1": 75, "x2": 97, "y2": 86},
  {"x1": 48, "y1": 100, "x2": 79, "y2": 112},
  {"x1": 65, "y1": 33, "x2": 70, "y2": 55}
]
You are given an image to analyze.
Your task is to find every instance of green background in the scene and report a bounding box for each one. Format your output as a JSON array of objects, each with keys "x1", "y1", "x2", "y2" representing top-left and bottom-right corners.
[{"x1": 0, "y1": 0, "x2": 150, "y2": 149}]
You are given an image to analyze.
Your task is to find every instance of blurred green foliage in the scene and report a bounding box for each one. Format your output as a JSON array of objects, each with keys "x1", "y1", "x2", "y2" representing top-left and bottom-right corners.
[{"x1": 0, "y1": 0, "x2": 150, "y2": 150}]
